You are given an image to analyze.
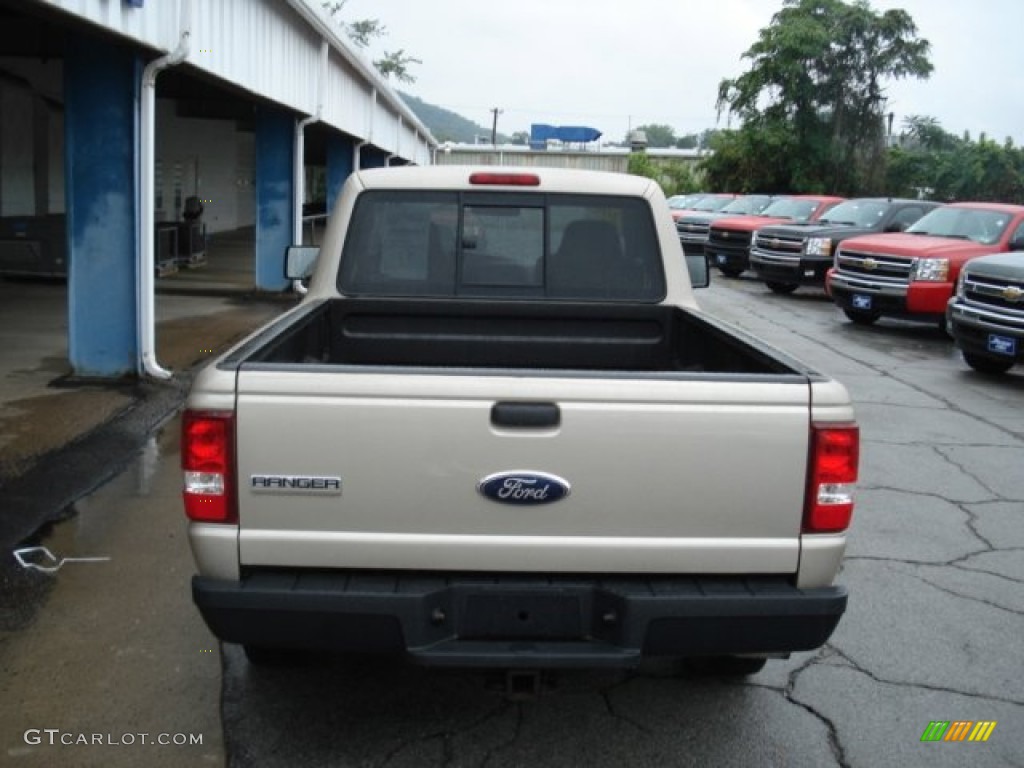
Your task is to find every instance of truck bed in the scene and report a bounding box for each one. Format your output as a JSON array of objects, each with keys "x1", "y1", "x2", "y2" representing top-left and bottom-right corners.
[{"x1": 231, "y1": 298, "x2": 804, "y2": 377}]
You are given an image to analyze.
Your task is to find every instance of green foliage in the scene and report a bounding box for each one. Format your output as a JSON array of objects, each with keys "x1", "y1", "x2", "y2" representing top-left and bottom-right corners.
[
  {"x1": 884, "y1": 124, "x2": 1024, "y2": 203},
  {"x1": 375, "y1": 50, "x2": 422, "y2": 84},
  {"x1": 715, "y1": 0, "x2": 932, "y2": 194},
  {"x1": 627, "y1": 153, "x2": 701, "y2": 197},
  {"x1": 321, "y1": 1, "x2": 419, "y2": 84}
]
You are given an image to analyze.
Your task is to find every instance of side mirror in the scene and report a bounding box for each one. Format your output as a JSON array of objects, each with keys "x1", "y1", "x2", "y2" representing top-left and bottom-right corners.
[
  {"x1": 685, "y1": 251, "x2": 710, "y2": 289},
  {"x1": 884, "y1": 220, "x2": 909, "y2": 233},
  {"x1": 1009, "y1": 235, "x2": 1024, "y2": 252},
  {"x1": 285, "y1": 245, "x2": 319, "y2": 280}
]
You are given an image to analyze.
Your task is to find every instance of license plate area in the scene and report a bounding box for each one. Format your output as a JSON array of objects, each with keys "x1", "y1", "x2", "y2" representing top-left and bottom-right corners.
[
  {"x1": 458, "y1": 592, "x2": 584, "y2": 640},
  {"x1": 852, "y1": 293, "x2": 873, "y2": 310},
  {"x1": 715, "y1": 253, "x2": 727, "y2": 265},
  {"x1": 987, "y1": 334, "x2": 1017, "y2": 356}
]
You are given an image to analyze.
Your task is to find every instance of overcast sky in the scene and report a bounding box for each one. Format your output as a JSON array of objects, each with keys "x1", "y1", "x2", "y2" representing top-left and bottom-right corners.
[{"x1": 344, "y1": 0, "x2": 1024, "y2": 146}]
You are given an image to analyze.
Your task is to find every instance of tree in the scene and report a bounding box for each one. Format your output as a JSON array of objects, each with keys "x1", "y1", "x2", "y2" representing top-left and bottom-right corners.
[
  {"x1": 715, "y1": 0, "x2": 932, "y2": 194},
  {"x1": 321, "y1": 1, "x2": 420, "y2": 83},
  {"x1": 883, "y1": 116, "x2": 1024, "y2": 204},
  {"x1": 675, "y1": 134, "x2": 699, "y2": 150}
]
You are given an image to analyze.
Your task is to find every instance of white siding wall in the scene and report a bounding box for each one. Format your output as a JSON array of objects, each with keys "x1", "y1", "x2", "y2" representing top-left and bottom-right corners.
[
  {"x1": 155, "y1": 99, "x2": 252, "y2": 233},
  {"x1": 36, "y1": 0, "x2": 434, "y2": 164}
]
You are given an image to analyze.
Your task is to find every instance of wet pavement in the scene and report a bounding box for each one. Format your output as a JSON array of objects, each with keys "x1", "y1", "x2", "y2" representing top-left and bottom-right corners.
[
  {"x1": 2, "y1": 272, "x2": 1022, "y2": 767},
  {"x1": 0, "y1": 228, "x2": 295, "y2": 549}
]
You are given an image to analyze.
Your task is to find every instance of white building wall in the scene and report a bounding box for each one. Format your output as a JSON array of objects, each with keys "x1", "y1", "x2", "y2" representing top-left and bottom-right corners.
[
  {"x1": 35, "y1": 0, "x2": 435, "y2": 164},
  {"x1": 155, "y1": 99, "x2": 252, "y2": 233}
]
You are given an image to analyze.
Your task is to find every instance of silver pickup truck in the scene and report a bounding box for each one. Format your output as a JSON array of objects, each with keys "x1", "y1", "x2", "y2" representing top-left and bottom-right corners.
[{"x1": 182, "y1": 167, "x2": 858, "y2": 675}]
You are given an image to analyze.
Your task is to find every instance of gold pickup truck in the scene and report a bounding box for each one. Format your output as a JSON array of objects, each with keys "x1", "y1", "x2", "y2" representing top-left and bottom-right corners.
[{"x1": 182, "y1": 166, "x2": 858, "y2": 675}]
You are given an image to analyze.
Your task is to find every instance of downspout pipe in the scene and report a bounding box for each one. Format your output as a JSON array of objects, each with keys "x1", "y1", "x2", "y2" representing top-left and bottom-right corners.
[
  {"x1": 292, "y1": 40, "x2": 328, "y2": 295},
  {"x1": 139, "y1": 0, "x2": 193, "y2": 379}
]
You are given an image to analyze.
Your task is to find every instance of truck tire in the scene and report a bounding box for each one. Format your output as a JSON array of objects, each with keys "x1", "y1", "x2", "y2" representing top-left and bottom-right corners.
[
  {"x1": 962, "y1": 351, "x2": 1014, "y2": 374},
  {"x1": 243, "y1": 645, "x2": 294, "y2": 666},
  {"x1": 843, "y1": 308, "x2": 880, "y2": 326},
  {"x1": 766, "y1": 281, "x2": 799, "y2": 295},
  {"x1": 685, "y1": 656, "x2": 768, "y2": 677}
]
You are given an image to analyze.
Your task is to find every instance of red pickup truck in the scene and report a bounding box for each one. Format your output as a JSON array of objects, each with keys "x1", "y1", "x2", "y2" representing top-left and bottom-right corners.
[
  {"x1": 827, "y1": 203, "x2": 1024, "y2": 328},
  {"x1": 706, "y1": 195, "x2": 845, "y2": 277}
]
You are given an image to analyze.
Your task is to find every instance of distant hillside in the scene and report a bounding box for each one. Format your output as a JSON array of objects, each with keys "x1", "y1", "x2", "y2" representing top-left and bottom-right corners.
[{"x1": 399, "y1": 92, "x2": 509, "y2": 144}]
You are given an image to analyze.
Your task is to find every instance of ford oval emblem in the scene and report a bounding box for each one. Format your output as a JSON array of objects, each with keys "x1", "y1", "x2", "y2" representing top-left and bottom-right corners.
[{"x1": 478, "y1": 471, "x2": 571, "y2": 505}]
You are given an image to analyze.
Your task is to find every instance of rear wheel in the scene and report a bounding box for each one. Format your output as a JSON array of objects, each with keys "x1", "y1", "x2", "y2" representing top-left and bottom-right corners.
[
  {"x1": 684, "y1": 656, "x2": 768, "y2": 677},
  {"x1": 243, "y1": 645, "x2": 294, "y2": 666},
  {"x1": 766, "y1": 281, "x2": 799, "y2": 295},
  {"x1": 962, "y1": 351, "x2": 1014, "y2": 375},
  {"x1": 843, "y1": 308, "x2": 880, "y2": 326}
]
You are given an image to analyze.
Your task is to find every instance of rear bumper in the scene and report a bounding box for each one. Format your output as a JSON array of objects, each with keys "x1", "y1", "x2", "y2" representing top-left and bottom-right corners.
[{"x1": 193, "y1": 571, "x2": 847, "y2": 668}]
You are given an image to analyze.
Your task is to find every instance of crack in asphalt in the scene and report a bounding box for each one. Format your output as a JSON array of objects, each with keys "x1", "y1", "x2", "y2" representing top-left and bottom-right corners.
[
  {"x1": 828, "y1": 647, "x2": 1024, "y2": 706},
  {"x1": 932, "y1": 445, "x2": 1006, "y2": 500},
  {"x1": 373, "y1": 699, "x2": 512, "y2": 768},
  {"x1": 903, "y1": 568, "x2": 1024, "y2": 619},
  {"x1": 780, "y1": 648, "x2": 849, "y2": 768},
  {"x1": 853, "y1": 485, "x2": 1002, "y2": 557},
  {"x1": 479, "y1": 703, "x2": 524, "y2": 768},
  {"x1": 952, "y1": 560, "x2": 1024, "y2": 585},
  {"x1": 598, "y1": 677, "x2": 654, "y2": 735}
]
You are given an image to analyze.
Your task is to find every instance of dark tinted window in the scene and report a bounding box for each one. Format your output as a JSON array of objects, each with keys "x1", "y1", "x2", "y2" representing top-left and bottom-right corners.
[{"x1": 338, "y1": 191, "x2": 666, "y2": 302}]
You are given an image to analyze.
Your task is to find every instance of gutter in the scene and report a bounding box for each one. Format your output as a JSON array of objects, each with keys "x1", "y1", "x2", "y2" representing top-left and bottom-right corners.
[
  {"x1": 139, "y1": 0, "x2": 193, "y2": 379},
  {"x1": 280, "y1": 0, "x2": 434, "y2": 146}
]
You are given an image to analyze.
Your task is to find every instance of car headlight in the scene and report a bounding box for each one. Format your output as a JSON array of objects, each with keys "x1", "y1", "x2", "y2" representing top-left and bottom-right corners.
[
  {"x1": 805, "y1": 237, "x2": 833, "y2": 257},
  {"x1": 911, "y1": 258, "x2": 950, "y2": 282}
]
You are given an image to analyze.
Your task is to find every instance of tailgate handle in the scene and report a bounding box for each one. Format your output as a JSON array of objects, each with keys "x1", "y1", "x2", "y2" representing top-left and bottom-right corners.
[{"x1": 491, "y1": 402, "x2": 560, "y2": 429}]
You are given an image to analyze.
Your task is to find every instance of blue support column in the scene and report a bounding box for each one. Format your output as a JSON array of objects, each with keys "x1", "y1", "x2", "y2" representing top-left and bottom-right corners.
[
  {"x1": 64, "y1": 38, "x2": 140, "y2": 378},
  {"x1": 360, "y1": 146, "x2": 389, "y2": 169},
  {"x1": 325, "y1": 133, "x2": 355, "y2": 213},
  {"x1": 254, "y1": 106, "x2": 294, "y2": 291}
]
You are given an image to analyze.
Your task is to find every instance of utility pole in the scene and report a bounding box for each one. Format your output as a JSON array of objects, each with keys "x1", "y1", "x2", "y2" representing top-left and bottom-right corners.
[{"x1": 490, "y1": 107, "x2": 503, "y2": 146}]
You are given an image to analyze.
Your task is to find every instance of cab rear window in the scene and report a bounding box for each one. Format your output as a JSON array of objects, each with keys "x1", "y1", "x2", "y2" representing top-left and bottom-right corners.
[{"x1": 337, "y1": 191, "x2": 666, "y2": 302}]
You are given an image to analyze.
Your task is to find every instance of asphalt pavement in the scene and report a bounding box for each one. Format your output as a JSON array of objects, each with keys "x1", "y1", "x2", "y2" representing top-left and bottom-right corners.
[{"x1": 2, "y1": 270, "x2": 1022, "y2": 768}]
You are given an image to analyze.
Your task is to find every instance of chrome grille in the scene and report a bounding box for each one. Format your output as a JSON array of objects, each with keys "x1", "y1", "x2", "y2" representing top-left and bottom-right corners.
[
  {"x1": 834, "y1": 248, "x2": 913, "y2": 285},
  {"x1": 676, "y1": 221, "x2": 710, "y2": 241},
  {"x1": 752, "y1": 233, "x2": 804, "y2": 260},
  {"x1": 963, "y1": 273, "x2": 1024, "y2": 316},
  {"x1": 707, "y1": 228, "x2": 752, "y2": 248}
]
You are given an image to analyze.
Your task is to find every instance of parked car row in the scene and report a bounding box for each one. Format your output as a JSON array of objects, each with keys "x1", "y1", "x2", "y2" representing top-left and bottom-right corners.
[{"x1": 672, "y1": 193, "x2": 1024, "y2": 375}]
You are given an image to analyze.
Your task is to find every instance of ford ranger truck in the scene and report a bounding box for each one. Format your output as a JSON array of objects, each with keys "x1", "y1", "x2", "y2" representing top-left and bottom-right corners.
[
  {"x1": 947, "y1": 252, "x2": 1024, "y2": 374},
  {"x1": 828, "y1": 202, "x2": 1024, "y2": 328},
  {"x1": 750, "y1": 198, "x2": 939, "y2": 294},
  {"x1": 706, "y1": 195, "x2": 845, "y2": 277},
  {"x1": 183, "y1": 167, "x2": 858, "y2": 675},
  {"x1": 676, "y1": 194, "x2": 775, "y2": 258}
]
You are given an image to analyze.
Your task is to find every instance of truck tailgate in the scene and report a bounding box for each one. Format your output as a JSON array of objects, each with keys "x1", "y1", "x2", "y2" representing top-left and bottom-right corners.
[{"x1": 235, "y1": 370, "x2": 810, "y2": 574}]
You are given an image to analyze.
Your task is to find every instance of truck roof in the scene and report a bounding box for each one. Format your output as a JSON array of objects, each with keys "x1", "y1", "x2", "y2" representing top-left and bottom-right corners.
[
  {"x1": 948, "y1": 201, "x2": 1024, "y2": 214},
  {"x1": 353, "y1": 165, "x2": 659, "y2": 196}
]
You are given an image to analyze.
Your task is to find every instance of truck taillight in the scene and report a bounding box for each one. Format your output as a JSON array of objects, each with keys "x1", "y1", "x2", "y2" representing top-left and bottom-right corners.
[
  {"x1": 804, "y1": 424, "x2": 859, "y2": 533},
  {"x1": 182, "y1": 410, "x2": 237, "y2": 524}
]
